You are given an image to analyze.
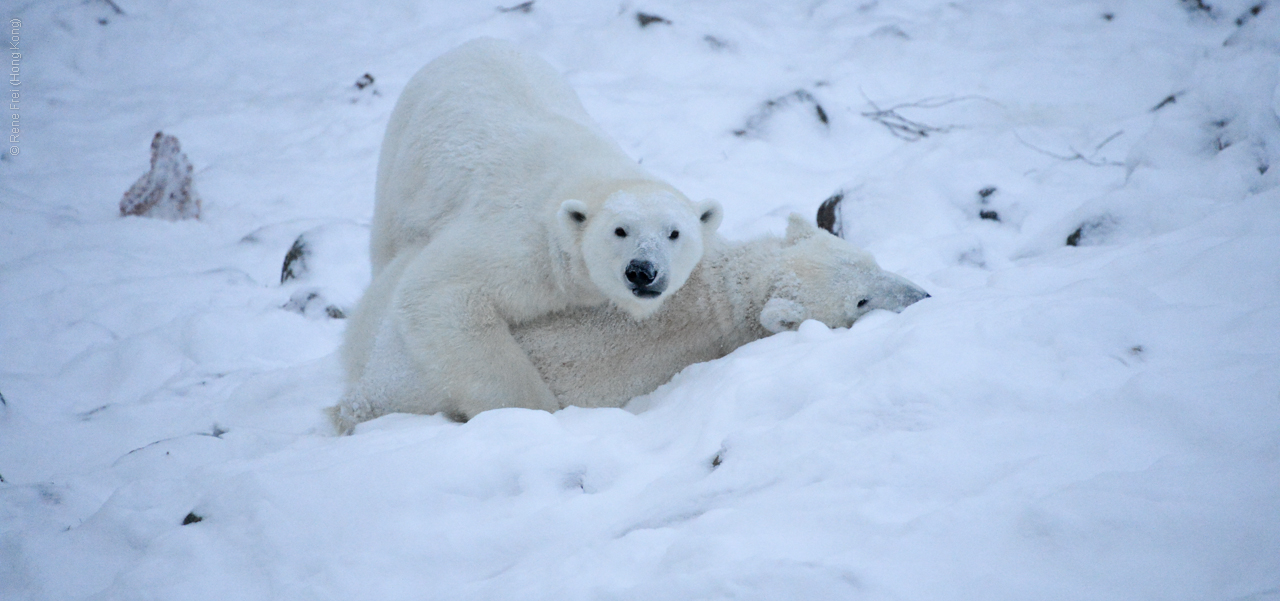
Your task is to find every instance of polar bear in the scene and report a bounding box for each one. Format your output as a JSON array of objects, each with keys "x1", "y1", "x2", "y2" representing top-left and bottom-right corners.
[
  {"x1": 510, "y1": 209, "x2": 930, "y2": 410},
  {"x1": 335, "y1": 38, "x2": 722, "y2": 429},
  {"x1": 334, "y1": 206, "x2": 928, "y2": 431}
]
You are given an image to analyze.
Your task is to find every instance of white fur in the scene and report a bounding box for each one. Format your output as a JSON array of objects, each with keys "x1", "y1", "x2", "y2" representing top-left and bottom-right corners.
[
  {"x1": 334, "y1": 39, "x2": 720, "y2": 431},
  {"x1": 511, "y1": 214, "x2": 930, "y2": 410}
]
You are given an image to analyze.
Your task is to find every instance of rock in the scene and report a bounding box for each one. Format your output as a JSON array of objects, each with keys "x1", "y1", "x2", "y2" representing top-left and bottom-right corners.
[
  {"x1": 277, "y1": 223, "x2": 371, "y2": 319},
  {"x1": 120, "y1": 132, "x2": 201, "y2": 220}
]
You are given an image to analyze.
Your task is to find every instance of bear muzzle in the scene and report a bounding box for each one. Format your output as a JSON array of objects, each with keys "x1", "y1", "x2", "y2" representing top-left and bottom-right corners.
[
  {"x1": 625, "y1": 259, "x2": 666, "y2": 298},
  {"x1": 872, "y1": 274, "x2": 931, "y2": 313}
]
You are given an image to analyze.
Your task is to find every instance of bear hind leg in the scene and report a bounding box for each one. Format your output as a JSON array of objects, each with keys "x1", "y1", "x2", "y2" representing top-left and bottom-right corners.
[{"x1": 396, "y1": 286, "x2": 561, "y2": 420}]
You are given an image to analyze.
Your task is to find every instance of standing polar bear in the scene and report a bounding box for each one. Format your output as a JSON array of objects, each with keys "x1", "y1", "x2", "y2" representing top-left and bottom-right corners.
[{"x1": 335, "y1": 39, "x2": 722, "y2": 428}]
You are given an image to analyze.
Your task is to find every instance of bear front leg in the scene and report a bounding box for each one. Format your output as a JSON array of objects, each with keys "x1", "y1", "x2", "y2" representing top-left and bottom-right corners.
[{"x1": 393, "y1": 281, "x2": 561, "y2": 421}]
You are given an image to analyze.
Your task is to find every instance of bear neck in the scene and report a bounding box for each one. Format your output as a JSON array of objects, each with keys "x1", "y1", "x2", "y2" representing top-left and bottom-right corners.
[
  {"x1": 546, "y1": 225, "x2": 606, "y2": 306},
  {"x1": 701, "y1": 235, "x2": 788, "y2": 345}
]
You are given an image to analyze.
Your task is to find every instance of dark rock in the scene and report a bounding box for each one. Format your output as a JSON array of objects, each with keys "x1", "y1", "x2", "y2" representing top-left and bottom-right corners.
[
  {"x1": 1236, "y1": 2, "x2": 1265, "y2": 26},
  {"x1": 282, "y1": 289, "x2": 346, "y2": 320},
  {"x1": 1066, "y1": 216, "x2": 1116, "y2": 246},
  {"x1": 277, "y1": 222, "x2": 369, "y2": 319},
  {"x1": 703, "y1": 35, "x2": 730, "y2": 50},
  {"x1": 498, "y1": 1, "x2": 534, "y2": 13},
  {"x1": 1181, "y1": 0, "x2": 1213, "y2": 15},
  {"x1": 1066, "y1": 228, "x2": 1083, "y2": 246},
  {"x1": 281, "y1": 236, "x2": 308, "y2": 284},
  {"x1": 816, "y1": 192, "x2": 844, "y2": 237},
  {"x1": 636, "y1": 12, "x2": 671, "y2": 27}
]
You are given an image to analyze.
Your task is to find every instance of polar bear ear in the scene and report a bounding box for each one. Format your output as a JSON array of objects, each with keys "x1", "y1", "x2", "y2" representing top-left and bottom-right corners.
[
  {"x1": 760, "y1": 297, "x2": 808, "y2": 333},
  {"x1": 783, "y1": 213, "x2": 821, "y2": 245},
  {"x1": 697, "y1": 199, "x2": 723, "y2": 232},
  {"x1": 558, "y1": 199, "x2": 590, "y2": 230}
]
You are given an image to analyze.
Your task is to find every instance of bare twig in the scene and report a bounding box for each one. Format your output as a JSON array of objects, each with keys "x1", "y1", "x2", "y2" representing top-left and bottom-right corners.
[
  {"x1": 734, "y1": 89, "x2": 829, "y2": 137},
  {"x1": 1094, "y1": 130, "x2": 1124, "y2": 152},
  {"x1": 1151, "y1": 93, "x2": 1180, "y2": 112},
  {"x1": 861, "y1": 105, "x2": 949, "y2": 141},
  {"x1": 1013, "y1": 131, "x2": 1125, "y2": 167},
  {"x1": 859, "y1": 94, "x2": 1001, "y2": 141}
]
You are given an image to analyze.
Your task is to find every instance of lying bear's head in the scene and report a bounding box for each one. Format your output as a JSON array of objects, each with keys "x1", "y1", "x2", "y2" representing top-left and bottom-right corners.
[
  {"x1": 760, "y1": 214, "x2": 929, "y2": 333},
  {"x1": 560, "y1": 187, "x2": 721, "y2": 318}
]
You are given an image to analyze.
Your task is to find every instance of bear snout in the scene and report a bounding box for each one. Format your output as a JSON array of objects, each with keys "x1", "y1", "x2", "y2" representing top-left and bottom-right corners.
[
  {"x1": 903, "y1": 287, "x2": 931, "y2": 307},
  {"x1": 885, "y1": 279, "x2": 930, "y2": 312},
  {"x1": 625, "y1": 260, "x2": 665, "y2": 297}
]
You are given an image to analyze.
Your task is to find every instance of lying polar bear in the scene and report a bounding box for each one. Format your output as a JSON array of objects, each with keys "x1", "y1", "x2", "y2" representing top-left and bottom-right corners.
[
  {"x1": 336, "y1": 39, "x2": 722, "y2": 428},
  {"x1": 513, "y1": 209, "x2": 930, "y2": 410},
  {"x1": 332, "y1": 201, "x2": 928, "y2": 431}
]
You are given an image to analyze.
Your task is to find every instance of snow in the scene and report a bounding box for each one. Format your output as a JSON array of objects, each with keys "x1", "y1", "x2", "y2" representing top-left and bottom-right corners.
[{"x1": 2, "y1": 0, "x2": 1278, "y2": 599}]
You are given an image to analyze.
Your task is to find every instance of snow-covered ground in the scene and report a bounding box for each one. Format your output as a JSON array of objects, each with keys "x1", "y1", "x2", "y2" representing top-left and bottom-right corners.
[{"x1": 2, "y1": 0, "x2": 1278, "y2": 599}]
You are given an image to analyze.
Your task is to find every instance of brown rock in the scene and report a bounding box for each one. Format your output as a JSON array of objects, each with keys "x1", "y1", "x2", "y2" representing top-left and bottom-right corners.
[{"x1": 120, "y1": 132, "x2": 201, "y2": 220}]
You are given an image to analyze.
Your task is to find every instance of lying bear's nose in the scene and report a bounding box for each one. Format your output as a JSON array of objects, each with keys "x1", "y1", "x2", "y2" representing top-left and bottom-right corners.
[{"x1": 625, "y1": 260, "x2": 658, "y2": 288}]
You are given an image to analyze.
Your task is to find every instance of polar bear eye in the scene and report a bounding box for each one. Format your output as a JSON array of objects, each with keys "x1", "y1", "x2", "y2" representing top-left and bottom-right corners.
[
  {"x1": 857, "y1": 299, "x2": 869, "y2": 308},
  {"x1": 615, "y1": 227, "x2": 627, "y2": 238},
  {"x1": 669, "y1": 230, "x2": 679, "y2": 240}
]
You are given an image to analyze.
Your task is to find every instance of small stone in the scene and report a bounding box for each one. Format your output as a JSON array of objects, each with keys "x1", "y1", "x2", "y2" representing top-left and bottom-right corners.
[{"x1": 636, "y1": 12, "x2": 671, "y2": 27}]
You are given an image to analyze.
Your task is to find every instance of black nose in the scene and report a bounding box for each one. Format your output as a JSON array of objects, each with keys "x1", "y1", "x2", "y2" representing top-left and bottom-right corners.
[{"x1": 625, "y1": 260, "x2": 657, "y2": 287}]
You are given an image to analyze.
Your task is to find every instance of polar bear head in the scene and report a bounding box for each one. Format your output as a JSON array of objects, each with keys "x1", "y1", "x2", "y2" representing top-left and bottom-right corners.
[
  {"x1": 560, "y1": 187, "x2": 722, "y2": 318},
  {"x1": 760, "y1": 214, "x2": 929, "y2": 333}
]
